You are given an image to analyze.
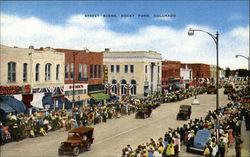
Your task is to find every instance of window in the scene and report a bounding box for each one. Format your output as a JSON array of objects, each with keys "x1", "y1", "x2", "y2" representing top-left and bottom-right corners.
[
  {"x1": 56, "y1": 64, "x2": 60, "y2": 81},
  {"x1": 124, "y1": 65, "x2": 128, "y2": 73},
  {"x1": 121, "y1": 79, "x2": 127, "y2": 95},
  {"x1": 35, "y1": 64, "x2": 40, "y2": 81},
  {"x1": 98, "y1": 65, "x2": 101, "y2": 78},
  {"x1": 111, "y1": 79, "x2": 117, "y2": 94},
  {"x1": 145, "y1": 65, "x2": 147, "y2": 73},
  {"x1": 90, "y1": 65, "x2": 93, "y2": 78},
  {"x1": 23, "y1": 63, "x2": 28, "y2": 82},
  {"x1": 131, "y1": 80, "x2": 137, "y2": 95},
  {"x1": 70, "y1": 63, "x2": 74, "y2": 80},
  {"x1": 94, "y1": 65, "x2": 97, "y2": 78},
  {"x1": 8, "y1": 62, "x2": 16, "y2": 82},
  {"x1": 83, "y1": 64, "x2": 87, "y2": 78},
  {"x1": 111, "y1": 65, "x2": 114, "y2": 73},
  {"x1": 158, "y1": 66, "x2": 160, "y2": 73},
  {"x1": 45, "y1": 63, "x2": 52, "y2": 81},
  {"x1": 130, "y1": 65, "x2": 134, "y2": 73},
  {"x1": 79, "y1": 64, "x2": 83, "y2": 79},
  {"x1": 65, "y1": 64, "x2": 69, "y2": 79},
  {"x1": 116, "y1": 65, "x2": 120, "y2": 73}
]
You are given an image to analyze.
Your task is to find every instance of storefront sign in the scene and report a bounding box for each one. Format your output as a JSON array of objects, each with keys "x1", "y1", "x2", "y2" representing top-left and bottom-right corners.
[{"x1": 0, "y1": 85, "x2": 31, "y2": 95}]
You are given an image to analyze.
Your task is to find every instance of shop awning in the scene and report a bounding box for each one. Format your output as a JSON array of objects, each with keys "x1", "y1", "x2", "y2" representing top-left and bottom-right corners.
[
  {"x1": 90, "y1": 93, "x2": 110, "y2": 101},
  {"x1": 0, "y1": 96, "x2": 26, "y2": 113},
  {"x1": 31, "y1": 93, "x2": 44, "y2": 109},
  {"x1": 0, "y1": 101, "x2": 15, "y2": 113}
]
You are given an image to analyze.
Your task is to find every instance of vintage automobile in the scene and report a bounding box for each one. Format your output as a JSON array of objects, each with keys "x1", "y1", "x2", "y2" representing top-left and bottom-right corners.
[
  {"x1": 224, "y1": 84, "x2": 235, "y2": 94},
  {"x1": 135, "y1": 103, "x2": 152, "y2": 119},
  {"x1": 207, "y1": 85, "x2": 217, "y2": 94},
  {"x1": 176, "y1": 105, "x2": 192, "y2": 120},
  {"x1": 187, "y1": 129, "x2": 212, "y2": 155},
  {"x1": 58, "y1": 127, "x2": 94, "y2": 156}
]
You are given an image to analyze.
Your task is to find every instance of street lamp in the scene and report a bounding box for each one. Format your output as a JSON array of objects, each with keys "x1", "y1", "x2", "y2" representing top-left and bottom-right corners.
[
  {"x1": 188, "y1": 28, "x2": 219, "y2": 111},
  {"x1": 235, "y1": 54, "x2": 250, "y2": 95},
  {"x1": 72, "y1": 51, "x2": 80, "y2": 108}
]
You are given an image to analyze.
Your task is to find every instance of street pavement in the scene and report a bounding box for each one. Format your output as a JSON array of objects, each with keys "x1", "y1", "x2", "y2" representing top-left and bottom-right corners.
[{"x1": 1, "y1": 88, "x2": 249, "y2": 157}]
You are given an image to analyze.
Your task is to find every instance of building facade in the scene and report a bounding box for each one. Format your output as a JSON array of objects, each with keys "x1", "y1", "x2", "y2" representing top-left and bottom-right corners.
[
  {"x1": 0, "y1": 44, "x2": 65, "y2": 111},
  {"x1": 56, "y1": 48, "x2": 105, "y2": 106},
  {"x1": 161, "y1": 60, "x2": 181, "y2": 86},
  {"x1": 181, "y1": 63, "x2": 211, "y2": 80},
  {"x1": 103, "y1": 48, "x2": 162, "y2": 97}
]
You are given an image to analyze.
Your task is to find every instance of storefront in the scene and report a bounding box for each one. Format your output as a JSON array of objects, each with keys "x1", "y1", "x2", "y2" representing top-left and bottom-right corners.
[
  {"x1": 0, "y1": 85, "x2": 29, "y2": 120},
  {"x1": 64, "y1": 84, "x2": 90, "y2": 108},
  {"x1": 32, "y1": 86, "x2": 64, "y2": 110}
]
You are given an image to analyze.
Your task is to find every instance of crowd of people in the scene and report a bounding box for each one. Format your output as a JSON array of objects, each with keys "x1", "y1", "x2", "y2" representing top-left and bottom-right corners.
[
  {"x1": 121, "y1": 86, "x2": 249, "y2": 157},
  {"x1": 0, "y1": 86, "x2": 207, "y2": 145}
]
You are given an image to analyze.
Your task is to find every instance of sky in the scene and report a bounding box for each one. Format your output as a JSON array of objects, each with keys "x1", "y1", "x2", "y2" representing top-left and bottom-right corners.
[{"x1": 0, "y1": 0, "x2": 249, "y2": 70}]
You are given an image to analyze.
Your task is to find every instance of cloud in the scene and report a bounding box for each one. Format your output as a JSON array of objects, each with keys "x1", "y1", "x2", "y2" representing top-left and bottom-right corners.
[{"x1": 0, "y1": 13, "x2": 249, "y2": 70}]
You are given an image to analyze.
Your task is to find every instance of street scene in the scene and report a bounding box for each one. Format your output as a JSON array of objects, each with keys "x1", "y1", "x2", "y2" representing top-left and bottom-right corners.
[{"x1": 0, "y1": 1, "x2": 249, "y2": 157}]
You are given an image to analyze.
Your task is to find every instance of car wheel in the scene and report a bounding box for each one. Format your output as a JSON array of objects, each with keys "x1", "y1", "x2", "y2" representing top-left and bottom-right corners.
[
  {"x1": 58, "y1": 149, "x2": 64, "y2": 156},
  {"x1": 73, "y1": 147, "x2": 80, "y2": 156},
  {"x1": 86, "y1": 143, "x2": 91, "y2": 151}
]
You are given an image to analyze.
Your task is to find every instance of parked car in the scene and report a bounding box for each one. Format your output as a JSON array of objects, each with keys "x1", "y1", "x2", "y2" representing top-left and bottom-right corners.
[
  {"x1": 187, "y1": 129, "x2": 212, "y2": 155},
  {"x1": 176, "y1": 105, "x2": 192, "y2": 120},
  {"x1": 58, "y1": 127, "x2": 94, "y2": 156},
  {"x1": 135, "y1": 103, "x2": 152, "y2": 119},
  {"x1": 224, "y1": 84, "x2": 235, "y2": 94},
  {"x1": 207, "y1": 85, "x2": 217, "y2": 94}
]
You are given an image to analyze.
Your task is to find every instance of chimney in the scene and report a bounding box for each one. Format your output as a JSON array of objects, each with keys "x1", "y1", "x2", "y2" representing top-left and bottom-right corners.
[
  {"x1": 104, "y1": 48, "x2": 110, "y2": 52},
  {"x1": 29, "y1": 45, "x2": 34, "y2": 49}
]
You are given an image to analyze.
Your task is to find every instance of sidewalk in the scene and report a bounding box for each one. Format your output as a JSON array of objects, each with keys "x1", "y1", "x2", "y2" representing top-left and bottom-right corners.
[{"x1": 227, "y1": 120, "x2": 250, "y2": 157}]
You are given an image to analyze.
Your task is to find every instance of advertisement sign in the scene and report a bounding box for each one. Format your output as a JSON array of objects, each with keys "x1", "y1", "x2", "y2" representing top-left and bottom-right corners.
[{"x1": 0, "y1": 85, "x2": 31, "y2": 95}]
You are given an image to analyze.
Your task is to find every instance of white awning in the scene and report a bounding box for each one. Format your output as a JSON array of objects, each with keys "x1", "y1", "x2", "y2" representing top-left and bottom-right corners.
[
  {"x1": 13, "y1": 94, "x2": 22, "y2": 101},
  {"x1": 31, "y1": 93, "x2": 44, "y2": 109}
]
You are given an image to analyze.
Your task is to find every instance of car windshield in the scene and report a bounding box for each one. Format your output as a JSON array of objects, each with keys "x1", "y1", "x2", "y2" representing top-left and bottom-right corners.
[
  {"x1": 180, "y1": 107, "x2": 189, "y2": 111},
  {"x1": 68, "y1": 133, "x2": 81, "y2": 139}
]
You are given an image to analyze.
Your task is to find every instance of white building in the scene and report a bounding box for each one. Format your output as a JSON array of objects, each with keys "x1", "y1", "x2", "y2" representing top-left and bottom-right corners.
[
  {"x1": 180, "y1": 65, "x2": 193, "y2": 81},
  {"x1": 103, "y1": 49, "x2": 162, "y2": 97},
  {"x1": 0, "y1": 44, "x2": 65, "y2": 110}
]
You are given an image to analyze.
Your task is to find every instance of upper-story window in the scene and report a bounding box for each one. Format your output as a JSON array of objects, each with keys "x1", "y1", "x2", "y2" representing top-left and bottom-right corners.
[
  {"x1": 56, "y1": 64, "x2": 60, "y2": 81},
  {"x1": 65, "y1": 64, "x2": 69, "y2": 79},
  {"x1": 83, "y1": 64, "x2": 88, "y2": 78},
  {"x1": 90, "y1": 64, "x2": 93, "y2": 78},
  {"x1": 94, "y1": 65, "x2": 97, "y2": 78},
  {"x1": 8, "y1": 62, "x2": 16, "y2": 82},
  {"x1": 35, "y1": 63, "x2": 40, "y2": 81},
  {"x1": 111, "y1": 65, "x2": 114, "y2": 73},
  {"x1": 79, "y1": 64, "x2": 83, "y2": 79},
  {"x1": 23, "y1": 63, "x2": 28, "y2": 82},
  {"x1": 130, "y1": 65, "x2": 134, "y2": 73},
  {"x1": 145, "y1": 65, "x2": 147, "y2": 73},
  {"x1": 116, "y1": 65, "x2": 120, "y2": 73},
  {"x1": 70, "y1": 63, "x2": 74, "y2": 80},
  {"x1": 45, "y1": 63, "x2": 52, "y2": 81},
  {"x1": 124, "y1": 65, "x2": 128, "y2": 73},
  {"x1": 98, "y1": 65, "x2": 101, "y2": 78}
]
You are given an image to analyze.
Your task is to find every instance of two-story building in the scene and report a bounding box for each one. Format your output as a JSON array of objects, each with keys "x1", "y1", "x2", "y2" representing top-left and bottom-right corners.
[
  {"x1": 56, "y1": 48, "x2": 106, "y2": 107},
  {"x1": 103, "y1": 48, "x2": 162, "y2": 97},
  {"x1": 0, "y1": 44, "x2": 65, "y2": 112}
]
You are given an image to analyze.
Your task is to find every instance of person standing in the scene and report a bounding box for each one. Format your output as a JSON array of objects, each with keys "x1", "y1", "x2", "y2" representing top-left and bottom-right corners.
[
  {"x1": 235, "y1": 134, "x2": 243, "y2": 157},
  {"x1": 218, "y1": 137, "x2": 226, "y2": 157}
]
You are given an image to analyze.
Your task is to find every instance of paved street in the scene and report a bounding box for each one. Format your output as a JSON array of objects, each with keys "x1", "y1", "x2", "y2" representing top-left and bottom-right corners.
[{"x1": 1, "y1": 89, "x2": 249, "y2": 157}]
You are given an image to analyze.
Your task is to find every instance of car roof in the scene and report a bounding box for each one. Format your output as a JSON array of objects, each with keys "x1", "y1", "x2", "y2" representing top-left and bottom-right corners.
[
  {"x1": 180, "y1": 104, "x2": 191, "y2": 108},
  {"x1": 69, "y1": 127, "x2": 94, "y2": 134}
]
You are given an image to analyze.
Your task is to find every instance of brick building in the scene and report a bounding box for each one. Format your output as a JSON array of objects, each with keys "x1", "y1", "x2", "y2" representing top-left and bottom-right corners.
[
  {"x1": 56, "y1": 48, "x2": 105, "y2": 107},
  {"x1": 181, "y1": 63, "x2": 211, "y2": 80},
  {"x1": 161, "y1": 60, "x2": 181, "y2": 86}
]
